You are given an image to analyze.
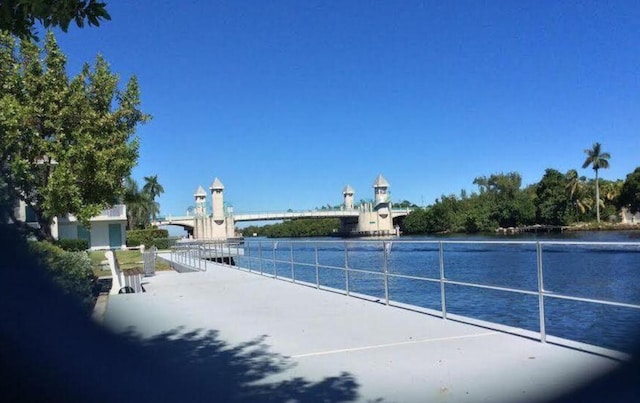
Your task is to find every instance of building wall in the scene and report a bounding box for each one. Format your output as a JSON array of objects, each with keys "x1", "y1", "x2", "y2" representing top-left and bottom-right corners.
[
  {"x1": 58, "y1": 221, "x2": 78, "y2": 239},
  {"x1": 88, "y1": 221, "x2": 127, "y2": 250},
  {"x1": 194, "y1": 216, "x2": 233, "y2": 240},
  {"x1": 90, "y1": 222, "x2": 110, "y2": 250},
  {"x1": 212, "y1": 190, "x2": 224, "y2": 221},
  {"x1": 356, "y1": 205, "x2": 394, "y2": 234},
  {"x1": 621, "y1": 208, "x2": 640, "y2": 224}
]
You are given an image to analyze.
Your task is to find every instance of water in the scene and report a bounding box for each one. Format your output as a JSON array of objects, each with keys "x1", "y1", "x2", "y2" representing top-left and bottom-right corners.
[{"x1": 235, "y1": 231, "x2": 640, "y2": 353}]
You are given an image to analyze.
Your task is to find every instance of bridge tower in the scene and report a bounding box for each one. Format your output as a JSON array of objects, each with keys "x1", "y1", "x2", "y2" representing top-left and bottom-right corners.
[
  {"x1": 350, "y1": 174, "x2": 394, "y2": 236},
  {"x1": 373, "y1": 174, "x2": 390, "y2": 206},
  {"x1": 210, "y1": 177, "x2": 225, "y2": 223},
  {"x1": 193, "y1": 186, "x2": 207, "y2": 217},
  {"x1": 343, "y1": 185, "x2": 355, "y2": 210}
]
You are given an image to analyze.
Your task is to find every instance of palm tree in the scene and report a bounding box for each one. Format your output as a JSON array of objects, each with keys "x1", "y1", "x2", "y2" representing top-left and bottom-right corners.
[
  {"x1": 142, "y1": 175, "x2": 164, "y2": 221},
  {"x1": 582, "y1": 142, "x2": 611, "y2": 223},
  {"x1": 565, "y1": 169, "x2": 592, "y2": 219},
  {"x1": 123, "y1": 176, "x2": 158, "y2": 229},
  {"x1": 142, "y1": 175, "x2": 165, "y2": 200}
]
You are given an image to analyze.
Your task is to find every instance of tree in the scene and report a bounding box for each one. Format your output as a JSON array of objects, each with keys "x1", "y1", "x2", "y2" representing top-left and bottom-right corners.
[
  {"x1": 392, "y1": 200, "x2": 416, "y2": 208},
  {"x1": 142, "y1": 174, "x2": 164, "y2": 220},
  {"x1": 401, "y1": 208, "x2": 429, "y2": 234},
  {"x1": 619, "y1": 167, "x2": 640, "y2": 214},
  {"x1": 536, "y1": 169, "x2": 572, "y2": 225},
  {"x1": 122, "y1": 177, "x2": 158, "y2": 230},
  {"x1": 565, "y1": 169, "x2": 593, "y2": 220},
  {"x1": 0, "y1": 32, "x2": 149, "y2": 239},
  {"x1": 0, "y1": 0, "x2": 111, "y2": 40},
  {"x1": 474, "y1": 172, "x2": 533, "y2": 227},
  {"x1": 582, "y1": 142, "x2": 611, "y2": 223},
  {"x1": 142, "y1": 175, "x2": 165, "y2": 200}
]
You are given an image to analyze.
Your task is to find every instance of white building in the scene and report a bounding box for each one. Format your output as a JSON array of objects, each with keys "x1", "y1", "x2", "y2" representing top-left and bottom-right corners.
[
  {"x1": 620, "y1": 207, "x2": 640, "y2": 225},
  {"x1": 14, "y1": 200, "x2": 127, "y2": 250}
]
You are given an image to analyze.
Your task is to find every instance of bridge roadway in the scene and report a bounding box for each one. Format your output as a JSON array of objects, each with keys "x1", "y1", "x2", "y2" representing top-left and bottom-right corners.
[
  {"x1": 102, "y1": 255, "x2": 627, "y2": 402},
  {"x1": 154, "y1": 208, "x2": 412, "y2": 228}
]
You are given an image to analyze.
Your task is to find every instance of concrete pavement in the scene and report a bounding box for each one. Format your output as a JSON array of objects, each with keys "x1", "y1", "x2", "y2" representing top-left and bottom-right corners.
[{"x1": 102, "y1": 257, "x2": 623, "y2": 402}]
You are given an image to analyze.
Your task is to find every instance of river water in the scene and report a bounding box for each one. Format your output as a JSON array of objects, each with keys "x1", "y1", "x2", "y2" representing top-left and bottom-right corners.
[{"x1": 235, "y1": 231, "x2": 640, "y2": 353}]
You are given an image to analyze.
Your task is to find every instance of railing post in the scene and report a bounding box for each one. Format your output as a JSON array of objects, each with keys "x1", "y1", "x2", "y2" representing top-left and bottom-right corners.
[
  {"x1": 439, "y1": 241, "x2": 447, "y2": 320},
  {"x1": 273, "y1": 242, "x2": 278, "y2": 279},
  {"x1": 383, "y1": 241, "x2": 389, "y2": 305},
  {"x1": 537, "y1": 242, "x2": 546, "y2": 343},
  {"x1": 222, "y1": 241, "x2": 226, "y2": 266},
  {"x1": 290, "y1": 242, "x2": 295, "y2": 282},
  {"x1": 247, "y1": 241, "x2": 252, "y2": 271},
  {"x1": 258, "y1": 242, "x2": 263, "y2": 275},
  {"x1": 315, "y1": 244, "x2": 320, "y2": 289},
  {"x1": 227, "y1": 242, "x2": 232, "y2": 267},
  {"x1": 344, "y1": 241, "x2": 350, "y2": 296}
]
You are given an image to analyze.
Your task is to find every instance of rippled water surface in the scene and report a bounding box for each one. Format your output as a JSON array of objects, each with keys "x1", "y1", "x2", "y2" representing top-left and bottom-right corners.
[{"x1": 236, "y1": 231, "x2": 640, "y2": 353}]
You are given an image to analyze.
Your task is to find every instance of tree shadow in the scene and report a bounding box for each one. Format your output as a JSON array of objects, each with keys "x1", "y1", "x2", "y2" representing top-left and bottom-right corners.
[
  {"x1": 118, "y1": 326, "x2": 360, "y2": 402},
  {"x1": 0, "y1": 224, "x2": 361, "y2": 402}
]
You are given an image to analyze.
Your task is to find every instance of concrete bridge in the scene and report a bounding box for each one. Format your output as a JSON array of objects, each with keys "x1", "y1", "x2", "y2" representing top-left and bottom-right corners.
[{"x1": 153, "y1": 175, "x2": 413, "y2": 239}]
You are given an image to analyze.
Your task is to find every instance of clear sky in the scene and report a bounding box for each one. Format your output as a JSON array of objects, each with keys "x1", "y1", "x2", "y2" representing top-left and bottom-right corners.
[{"x1": 52, "y1": 1, "x2": 640, "y2": 218}]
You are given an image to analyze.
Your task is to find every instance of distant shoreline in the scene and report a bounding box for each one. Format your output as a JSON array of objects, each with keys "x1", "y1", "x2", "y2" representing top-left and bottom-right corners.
[{"x1": 494, "y1": 223, "x2": 640, "y2": 234}]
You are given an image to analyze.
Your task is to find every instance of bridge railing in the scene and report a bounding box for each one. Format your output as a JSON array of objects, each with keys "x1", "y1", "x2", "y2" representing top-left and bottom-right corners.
[{"x1": 169, "y1": 239, "x2": 640, "y2": 354}]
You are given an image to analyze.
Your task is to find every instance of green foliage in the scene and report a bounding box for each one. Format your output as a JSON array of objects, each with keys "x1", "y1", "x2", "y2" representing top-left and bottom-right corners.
[
  {"x1": 242, "y1": 218, "x2": 340, "y2": 238},
  {"x1": 126, "y1": 228, "x2": 169, "y2": 248},
  {"x1": 55, "y1": 238, "x2": 89, "y2": 251},
  {"x1": 150, "y1": 237, "x2": 170, "y2": 250},
  {"x1": 123, "y1": 176, "x2": 161, "y2": 229},
  {"x1": 141, "y1": 174, "x2": 164, "y2": 222},
  {"x1": 474, "y1": 172, "x2": 534, "y2": 228},
  {"x1": 536, "y1": 169, "x2": 572, "y2": 225},
  {"x1": 0, "y1": 32, "x2": 149, "y2": 239},
  {"x1": 0, "y1": 0, "x2": 111, "y2": 40},
  {"x1": 402, "y1": 208, "x2": 429, "y2": 234},
  {"x1": 394, "y1": 200, "x2": 419, "y2": 208},
  {"x1": 28, "y1": 241, "x2": 96, "y2": 312},
  {"x1": 619, "y1": 167, "x2": 640, "y2": 213}
]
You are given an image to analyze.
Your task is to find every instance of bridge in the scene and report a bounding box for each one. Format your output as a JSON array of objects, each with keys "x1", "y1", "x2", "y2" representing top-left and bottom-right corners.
[
  {"x1": 155, "y1": 208, "x2": 413, "y2": 227},
  {"x1": 154, "y1": 175, "x2": 414, "y2": 239}
]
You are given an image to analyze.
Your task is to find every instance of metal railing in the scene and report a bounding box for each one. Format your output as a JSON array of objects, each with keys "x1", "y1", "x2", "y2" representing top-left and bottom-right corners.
[
  {"x1": 169, "y1": 239, "x2": 640, "y2": 347},
  {"x1": 98, "y1": 204, "x2": 127, "y2": 218},
  {"x1": 170, "y1": 240, "x2": 244, "y2": 272}
]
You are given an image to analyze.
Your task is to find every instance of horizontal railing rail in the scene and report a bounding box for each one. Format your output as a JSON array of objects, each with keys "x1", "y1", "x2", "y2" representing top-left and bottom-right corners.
[{"x1": 169, "y1": 239, "x2": 640, "y2": 350}]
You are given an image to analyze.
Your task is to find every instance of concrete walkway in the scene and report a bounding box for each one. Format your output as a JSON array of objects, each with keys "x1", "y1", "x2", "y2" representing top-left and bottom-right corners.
[{"x1": 103, "y1": 257, "x2": 623, "y2": 402}]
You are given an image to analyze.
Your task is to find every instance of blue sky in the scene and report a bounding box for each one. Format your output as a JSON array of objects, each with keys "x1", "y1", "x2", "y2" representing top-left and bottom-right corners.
[{"x1": 53, "y1": 1, "x2": 640, "y2": 218}]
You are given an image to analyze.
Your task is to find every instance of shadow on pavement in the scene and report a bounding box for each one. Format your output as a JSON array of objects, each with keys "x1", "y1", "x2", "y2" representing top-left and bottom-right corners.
[
  {"x1": 120, "y1": 327, "x2": 360, "y2": 402},
  {"x1": 0, "y1": 225, "x2": 360, "y2": 402}
]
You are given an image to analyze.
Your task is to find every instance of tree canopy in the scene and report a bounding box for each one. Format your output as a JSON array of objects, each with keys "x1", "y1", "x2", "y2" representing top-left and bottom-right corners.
[
  {"x1": 399, "y1": 164, "x2": 631, "y2": 235},
  {"x1": 0, "y1": 0, "x2": 110, "y2": 40},
  {"x1": 0, "y1": 31, "x2": 149, "y2": 239},
  {"x1": 619, "y1": 167, "x2": 640, "y2": 214},
  {"x1": 143, "y1": 175, "x2": 165, "y2": 201},
  {"x1": 123, "y1": 175, "x2": 164, "y2": 229},
  {"x1": 242, "y1": 218, "x2": 340, "y2": 238}
]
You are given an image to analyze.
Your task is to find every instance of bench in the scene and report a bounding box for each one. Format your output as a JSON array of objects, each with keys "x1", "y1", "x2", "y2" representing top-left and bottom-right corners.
[{"x1": 105, "y1": 250, "x2": 144, "y2": 294}]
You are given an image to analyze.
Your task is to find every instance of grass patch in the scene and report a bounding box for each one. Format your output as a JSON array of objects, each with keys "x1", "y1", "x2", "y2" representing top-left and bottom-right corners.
[{"x1": 88, "y1": 249, "x2": 171, "y2": 277}]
